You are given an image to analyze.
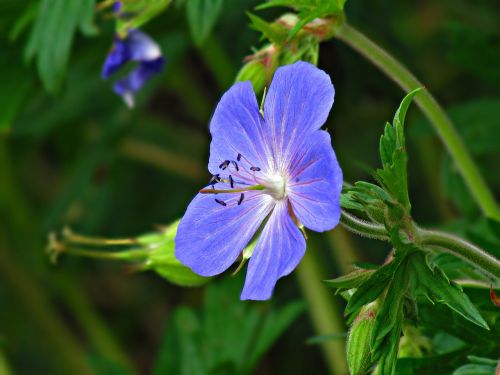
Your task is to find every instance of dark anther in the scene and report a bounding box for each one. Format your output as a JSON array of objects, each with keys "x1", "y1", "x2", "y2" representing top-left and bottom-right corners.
[
  {"x1": 237, "y1": 153, "x2": 242, "y2": 161},
  {"x1": 231, "y1": 161, "x2": 239, "y2": 171},
  {"x1": 237, "y1": 193, "x2": 244, "y2": 205},
  {"x1": 209, "y1": 174, "x2": 220, "y2": 185},
  {"x1": 250, "y1": 166, "x2": 261, "y2": 171},
  {"x1": 219, "y1": 160, "x2": 230, "y2": 170},
  {"x1": 229, "y1": 175, "x2": 234, "y2": 188},
  {"x1": 215, "y1": 199, "x2": 227, "y2": 206}
]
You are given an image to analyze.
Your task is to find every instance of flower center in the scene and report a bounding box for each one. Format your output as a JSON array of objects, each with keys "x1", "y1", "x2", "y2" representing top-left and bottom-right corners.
[{"x1": 264, "y1": 173, "x2": 288, "y2": 200}]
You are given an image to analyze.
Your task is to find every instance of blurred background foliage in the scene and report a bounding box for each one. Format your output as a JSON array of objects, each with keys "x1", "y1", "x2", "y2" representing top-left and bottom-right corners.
[{"x1": 0, "y1": 0, "x2": 499, "y2": 374}]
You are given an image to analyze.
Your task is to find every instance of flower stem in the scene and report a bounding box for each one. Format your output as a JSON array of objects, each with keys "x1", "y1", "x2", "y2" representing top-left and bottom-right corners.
[
  {"x1": 334, "y1": 22, "x2": 500, "y2": 220},
  {"x1": 340, "y1": 210, "x2": 389, "y2": 241},
  {"x1": 295, "y1": 248, "x2": 348, "y2": 375},
  {"x1": 419, "y1": 228, "x2": 500, "y2": 280}
]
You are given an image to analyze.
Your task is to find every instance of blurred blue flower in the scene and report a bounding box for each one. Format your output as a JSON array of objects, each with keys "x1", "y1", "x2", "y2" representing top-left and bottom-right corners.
[
  {"x1": 175, "y1": 61, "x2": 343, "y2": 300},
  {"x1": 102, "y1": 29, "x2": 164, "y2": 107}
]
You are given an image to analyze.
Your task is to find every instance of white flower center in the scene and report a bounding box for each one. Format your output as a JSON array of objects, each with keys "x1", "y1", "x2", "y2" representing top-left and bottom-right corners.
[{"x1": 264, "y1": 173, "x2": 288, "y2": 200}]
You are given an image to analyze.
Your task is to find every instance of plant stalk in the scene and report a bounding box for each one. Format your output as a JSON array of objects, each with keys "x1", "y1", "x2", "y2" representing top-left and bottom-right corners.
[
  {"x1": 419, "y1": 228, "x2": 500, "y2": 280},
  {"x1": 296, "y1": 248, "x2": 348, "y2": 375},
  {"x1": 335, "y1": 22, "x2": 500, "y2": 220}
]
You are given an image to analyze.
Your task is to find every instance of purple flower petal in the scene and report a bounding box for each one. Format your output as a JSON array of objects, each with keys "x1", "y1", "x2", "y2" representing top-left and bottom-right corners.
[
  {"x1": 113, "y1": 58, "x2": 165, "y2": 107},
  {"x1": 208, "y1": 81, "x2": 272, "y2": 178},
  {"x1": 288, "y1": 130, "x2": 342, "y2": 232},
  {"x1": 241, "y1": 201, "x2": 306, "y2": 300},
  {"x1": 102, "y1": 37, "x2": 130, "y2": 79},
  {"x1": 127, "y1": 30, "x2": 162, "y2": 61},
  {"x1": 263, "y1": 61, "x2": 335, "y2": 168},
  {"x1": 175, "y1": 192, "x2": 274, "y2": 277}
]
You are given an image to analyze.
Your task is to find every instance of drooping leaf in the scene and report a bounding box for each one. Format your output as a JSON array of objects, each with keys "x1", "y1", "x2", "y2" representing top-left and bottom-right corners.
[
  {"x1": 25, "y1": 0, "x2": 98, "y2": 93},
  {"x1": 186, "y1": 0, "x2": 223, "y2": 46},
  {"x1": 116, "y1": 0, "x2": 172, "y2": 37}
]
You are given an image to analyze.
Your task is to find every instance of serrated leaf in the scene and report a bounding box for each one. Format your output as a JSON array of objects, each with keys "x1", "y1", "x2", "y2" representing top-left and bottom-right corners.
[
  {"x1": 25, "y1": 0, "x2": 97, "y2": 93},
  {"x1": 247, "y1": 12, "x2": 288, "y2": 45},
  {"x1": 256, "y1": 0, "x2": 346, "y2": 38},
  {"x1": 376, "y1": 88, "x2": 421, "y2": 210},
  {"x1": 186, "y1": 0, "x2": 223, "y2": 46},
  {"x1": 345, "y1": 259, "x2": 401, "y2": 316},
  {"x1": 409, "y1": 253, "x2": 489, "y2": 329},
  {"x1": 324, "y1": 269, "x2": 375, "y2": 290},
  {"x1": 370, "y1": 260, "x2": 408, "y2": 354}
]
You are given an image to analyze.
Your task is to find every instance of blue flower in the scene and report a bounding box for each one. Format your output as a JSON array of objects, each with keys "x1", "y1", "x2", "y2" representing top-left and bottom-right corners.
[
  {"x1": 102, "y1": 29, "x2": 165, "y2": 107},
  {"x1": 175, "y1": 61, "x2": 343, "y2": 300}
]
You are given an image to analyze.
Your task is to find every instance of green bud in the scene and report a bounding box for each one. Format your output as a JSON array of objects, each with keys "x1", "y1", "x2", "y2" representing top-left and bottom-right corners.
[
  {"x1": 137, "y1": 221, "x2": 209, "y2": 287},
  {"x1": 347, "y1": 303, "x2": 378, "y2": 375},
  {"x1": 235, "y1": 60, "x2": 268, "y2": 93},
  {"x1": 398, "y1": 325, "x2": 431, "y2": 358}
]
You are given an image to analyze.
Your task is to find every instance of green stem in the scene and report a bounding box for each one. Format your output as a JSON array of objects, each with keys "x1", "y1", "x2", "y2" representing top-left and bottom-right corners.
[
  {"x1": 340, "y1": 210, "x2": 389, "y2": 241},
  {"x1": 340, "y1": 209, "x2": 500, "y2": 280},
  {"x1": 419, "y1": 228, "x2": 500, "y2": 280},
  {"x1": 295, "y1": 248, "x2": 348, "y2": 375},
  {"x1": 326, "y1": 226, "x2": 361, "y2": 273},
  {"x1": 57, "y1": 247, "x2": 149, "y2": 261},
  {"x1": 335, "y1": 22, "x2": 500, "y2": 220}
]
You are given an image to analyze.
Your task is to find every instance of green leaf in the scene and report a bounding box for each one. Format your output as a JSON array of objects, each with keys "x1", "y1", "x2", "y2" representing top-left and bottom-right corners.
[
  {"x1": 375, "y1": 88, "x2": 421, "y2": 210},
  {"x1": 186, "y1": 0, "x2": 223, "y2": 46},
  {"x1": 256, "y1": 0, "x2": 347, "y2": 38},
  {"x1": 345, "y1": 259, "x2": 402, "y2": 316},
  {"x1": 453, "y1": 364, "x2": 496, "y2": 375},
  {"x1": 152, "y1": 307, "x2": 205, "y2": 375},
  {"x1": 247, "y1": 12, "x2": 288, "y2": 45},
  {"x1": 324, "y1": 268, "x2": 375, "y2": 290},
  {"x1": 244, "y1": 301, "x2": 305, "y2": 373},
  {"x1": 152, "y1": 278, "x2": 303, "y2": 374},
  {"x1": 409, "y1": 252, "x2": 489, "y2": 330},
  {"x1": 25, "y1": 0, "x2": 98, "y2": 93},
  {"x1": 116, "y1": 0, "x2": 172, "y2": 37}
]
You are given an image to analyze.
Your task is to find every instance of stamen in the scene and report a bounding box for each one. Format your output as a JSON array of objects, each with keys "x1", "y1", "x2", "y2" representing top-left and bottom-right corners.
[
  {"x1": 250, "y1": 166, "x2": 261, "y2": 171},
  {"x1": 231, "y1": 161, "x2": 239, "y2": 171},
  {"x1": 238, "y1": 193, "x2": 244, "y2": 205},
  {"x1": 219, "y1": 160, "x2": 230, "y2": 170},
  {"x1": 209, "y1": 174, "x2": 220, "y2": 185},
  {"x1": 229, "y1": 175, "x2": 234, "y2": 188},
  {"x1": 237, "y1": 153, "x2": 242, "y2": 161},
  {"x1": 215, "y1": 199, "x2": 227, "y2": 206}
]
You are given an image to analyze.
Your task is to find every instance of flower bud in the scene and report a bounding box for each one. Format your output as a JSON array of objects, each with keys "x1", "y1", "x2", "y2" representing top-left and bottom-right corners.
[
  {"x1": 235, "y1": 60, "x2": 268, "y2": 93},
  {"x1": 137, "y1": 221, "x2": 209, "y2": 287},
  {"x1": 347, "y1": 302, "x2": 378, "y2": 375}
]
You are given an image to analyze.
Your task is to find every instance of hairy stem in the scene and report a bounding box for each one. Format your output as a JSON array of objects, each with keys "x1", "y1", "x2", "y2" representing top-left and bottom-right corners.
[
  {"x1": 340, "y1": 210, "x2": 389, "y2": 241},
  {"x1": 419, "y1": 228, "x2": 500, "y2": 280},
  {"x1": 335, "y1": 22, "x2": 500, "y2": 220}
]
